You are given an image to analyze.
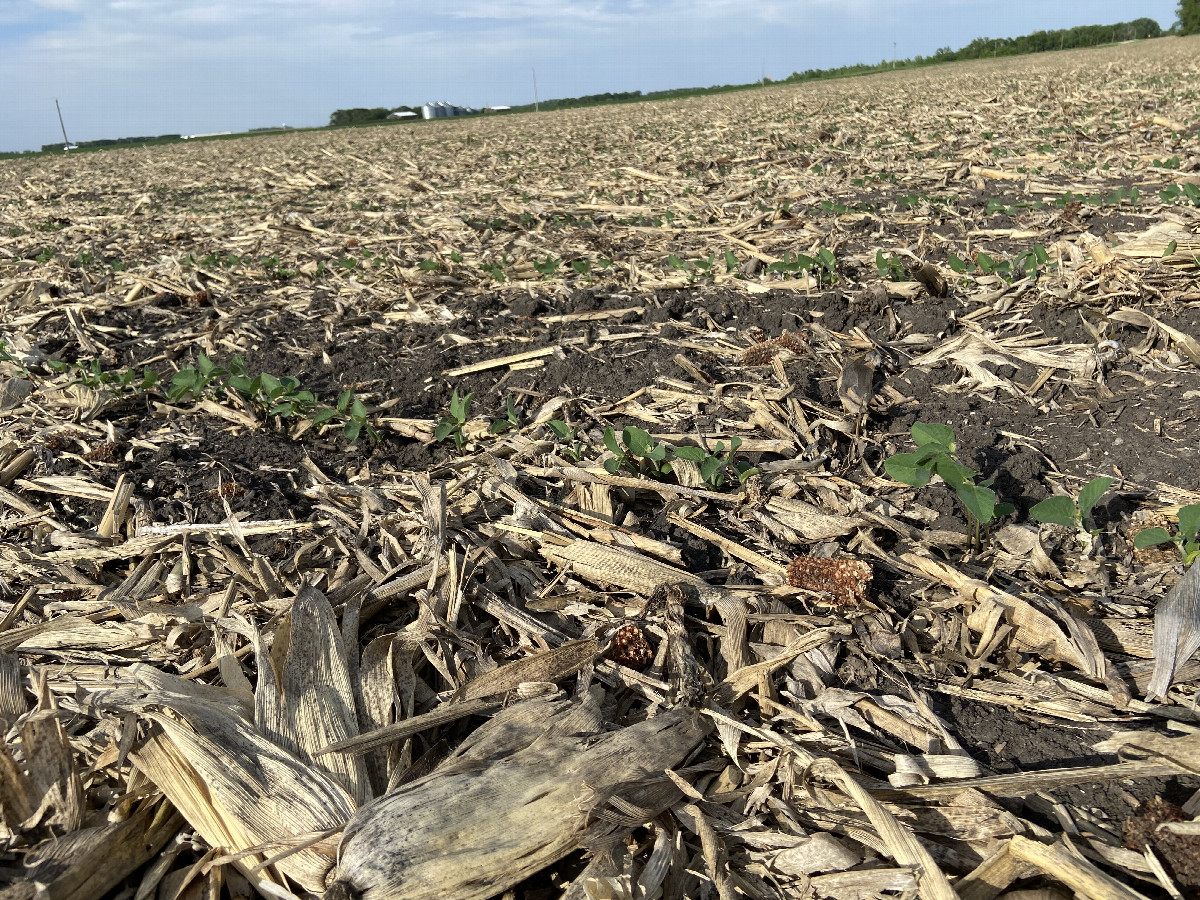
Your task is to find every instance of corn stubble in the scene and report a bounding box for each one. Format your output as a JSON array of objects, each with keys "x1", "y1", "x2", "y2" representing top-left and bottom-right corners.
[{"x1": 326, "y1": 694, "x2": 707, "y2": 900}]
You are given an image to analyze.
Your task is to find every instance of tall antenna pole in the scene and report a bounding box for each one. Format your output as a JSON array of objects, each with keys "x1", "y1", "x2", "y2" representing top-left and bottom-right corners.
[
  {"x1": 55, "y1": 98, "x2": 72, "y2": 151},
  {"x1": 532, "y1": 68, "x2": 539, "y2": 112}
]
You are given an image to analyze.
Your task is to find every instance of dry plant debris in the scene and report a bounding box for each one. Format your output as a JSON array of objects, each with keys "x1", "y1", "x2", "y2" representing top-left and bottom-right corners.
[{"x1": 1, "y1": 35, "x2": 1200, "y2": 900}]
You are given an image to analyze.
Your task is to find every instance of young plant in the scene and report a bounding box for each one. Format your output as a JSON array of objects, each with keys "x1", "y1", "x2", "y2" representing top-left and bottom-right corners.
[
  {"x1": 534, "y1": 255, "x2": 562, "y2": 278},
  {"x1": 875, "y1": 250, "x2": 907, "y2": 282},
  {"x1": 311, "y1": 389, "x2": 377, "y2": 443},
  {"x1": 884, "y1": 422, "x2": 1014, "y2": 550},
  {"x1": 1134, "y1": 504, "x2": 1200, "y2": 566},
  {"x1": 1030, "y1": 477, "x2": 1113, "y2": 535},
  {"x1": 73, "y1": 359, "x2": 160, "y2": 394},
  {"x1": 545, "y1": 419, "x2": 586, "y2": 462},
  {"x1": 672, "y1": 436, "x2": 758, "y2": 489},
  {"x1": 435, "y1": 389, "x2": 474, "y2": 451},
  {"x1": 489, "y1": 394, "x2": 521, "y2": 435},
  {"x1": 168, "y1": 352, "x2": 244, "y2": 403},
  {"x1": 603, "y1": 426, "x2": 672, "y2": 478},
  {"x1": 227, "y1": 370, "x2": 320, "y2": 419}
]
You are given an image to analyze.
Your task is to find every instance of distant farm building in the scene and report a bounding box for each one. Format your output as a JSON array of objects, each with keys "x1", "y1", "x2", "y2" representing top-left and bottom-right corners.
[
  {"x1": 421, "y1": 101, "x2": 481, "y2": 120},
  {"x1": 388, "y1": 110, "x2": 418, "y2": 119}
]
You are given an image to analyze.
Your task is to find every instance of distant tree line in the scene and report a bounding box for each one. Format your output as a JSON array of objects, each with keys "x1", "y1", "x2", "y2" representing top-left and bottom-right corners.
[
  {"x1": 507, "y1": 90, "x2": 644, "y2": 113},
  {"x1": 40, "y1": 134, "x2": 180, "y2": 152},
  {"x1": 785, "y1": 18, "x2": 1163, "y2": 84},
  {"x1": 1181, "y1": 0, "x2": 1200, "y2": 35},
  {"x1": 328, "y1": 106, "x2": 420, "y2": 127}
]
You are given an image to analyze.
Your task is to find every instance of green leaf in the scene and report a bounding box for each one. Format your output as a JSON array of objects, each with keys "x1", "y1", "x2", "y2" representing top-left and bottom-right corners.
[
  {"x1": 1076, "y1": 476, "x2": 1114, "y2": 520},
  {"x1": 724, "y1": 249, "x2": 738, "y2": 273},
  {"x1": 646, "y1": 442, "x2": 667, "y2": 463},
  {"x1": 932, "y1": 455, "x2": 975, "y2": 489},
  {"x1": 434, "y1": 420, "x2": 455, "y2": 442},
  {"x1": 667, "y1": 254, "x2": 687, "y2": 271},
  {"x1": 700, "y1": 456, "x2": 722, "y2": 483},
  {"x1": 624, "y1": 427, "x2": 653, "y2": 456},
  {"x1": 1178, "y1": 503, "x2": 1200, "y2": 541},
  {"x1": 270, "y1": 402, "x2": 294, "y2": 417},
  {"x1": 910, "y1": 422, "x2": 955, "y2": 450},
  {"x1": 350, "y1": 399, "x2": 368, "y2": 419},
  {"x1": 418, "y1": 258, "x2": 439, "y2": 271},
  {"x1": 1165, "y1": 240, "x2": 1178, "y2": 258},
  {"x1": 884, "y1": 452, "x2": 933, "y2": 487},
  {"x1": 1030, "y1": 495, "x2": 1078, "y2": 528},
  {"x1": 1133, "y1": 526, "x2": 1173, "y2": 549},
  {"x1": 603, "y1": 457, "x2": 621, "y2": 475},
  {"x1": 994, "y1": 502, "x2": 1015, "y2": 518},
  {"x1": 489, "y1": 419, "x2": 511, "y2": 434},
  {"x1": 227, "y1": 374, "x2": 255, "y2": 396},
  {"x1": 344, "y1": 420, "x2": 362, "y2": 442},
  {"x1": 947, "y1": 254, "x2": 967, "y2": 274},
  {"x1": 728, "y1": 436, "x2": 742, "y2": 454},
  {"x1": 547, "y1": 420, "x2": 571, "y2": 440},
  {"x1": 956, "y1": 482, "x2": 997, "y2": 524},
  {"x1": 672, "y1": 446, "x2": 707, "y2": 462},
  {"x1": 311, "y1": 407, "x2": 338, "y2": 426},
  {"x1": 259, "y1": 373, "x2": 281, "y2": 396},
  {"x1": 976, "y1": 252, "x2": 994, "y2": 274},
  {"x1": 603, "y1": 427, "x2": 621, "y2": 456},
  {"x1": 196, "y1": 353, "x2": 214, "y2": 377},
  {"x1": 818, "y1": 247, "x2": 836, "y2": 270}
]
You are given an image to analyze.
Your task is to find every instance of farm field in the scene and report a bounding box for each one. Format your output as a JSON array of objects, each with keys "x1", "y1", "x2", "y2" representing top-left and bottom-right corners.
[{"x1": 2, "y1": 34, "x2": 1200, "y2": 898}]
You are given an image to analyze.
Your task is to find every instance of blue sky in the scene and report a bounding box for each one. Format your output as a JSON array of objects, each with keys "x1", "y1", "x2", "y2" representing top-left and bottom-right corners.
[{"x1": 0, "y1": 0, "x2": 1180, "y2": 153}]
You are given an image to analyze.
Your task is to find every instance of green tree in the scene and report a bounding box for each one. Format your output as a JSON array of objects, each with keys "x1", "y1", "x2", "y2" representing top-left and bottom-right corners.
[{"x1": 1181, "y1": 0, "x2": 1200, "y2": 34}]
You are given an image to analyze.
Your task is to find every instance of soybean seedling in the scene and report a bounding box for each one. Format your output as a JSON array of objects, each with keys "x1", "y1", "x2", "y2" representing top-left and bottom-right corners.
[
  {"x1": 489, "y1": 394, "x2": 521, "y2": 435},
  {"x1": 310, "y1": 389, "x2": 377, "y2": 443},
  {"x1": 672, "y1": 436, "x2": 758, "y2": 489},
  {"x1": 435, "y1": 389, "x2": 474, "y2": 451},
  {"x1": 1134, "y1": 504, "x2": 1200, "y2": 566},
  {"x1": 884, "y1": 422, "x2": 1014, "y2": 551},
  {"x1": 1030, "y1": 477, "x2": 1113, "y2": 536},
  {"x1": 545, "y1": 419, "x2": 586, "y2": 462},
  {"x1": 603, "y1": 426, "x2": 671, "y2": 478}
]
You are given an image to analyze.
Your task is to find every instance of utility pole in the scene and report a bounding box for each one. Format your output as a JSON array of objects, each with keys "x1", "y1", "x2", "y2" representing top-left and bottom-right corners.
[
  {"x1": 55, "y1": 99, "x2": 72, "y2": 151},
  {"x1": 893, "y1": 41, "x2": 896, "y2": 69},
  {"x1": 532, "y1": 68, "x2": 539, "y2": 113}
]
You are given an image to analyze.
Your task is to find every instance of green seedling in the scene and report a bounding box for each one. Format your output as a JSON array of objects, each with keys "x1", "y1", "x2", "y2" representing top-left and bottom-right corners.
[
  {"x1": 1030, "y1": 477, "x2": 1113, "y2": 535},
  {"x1": 489, "y1": 394, "x2": 521, "y2": 435},
  {"x1": 545, "y1": 419, "x2": 586, "y2": 462},
  {"x1": 168, "y1": 352, "x2": 244, "y2": 403},
  {"x1": 875, "y1": 250, "x2": 907, "y2": 281},
  {"x1": 435, "y1": 389, "x2": 474, "y2": 451},
  {"x1": 311, "y1": 389, "x2": 377, "y2": 443},
  {"x1": 1134, "y1": 504, "x2": 1200, "y2": 566},
  {"x1": 534, "y1": 255, "x2": 562, "y2": 277},
  {"x1": 884, "y1": 422, "x2": 1014, "y2": 551},
  {"x1": 603, "y1": 426, "x2": 671, "y2": 478},
  {"x1": 227, "y1": 370, "x2": 320, "y2": 419},
  {"x1": 74, "y1": 359, "x2": 159, "y2": 393},
  {"x1": 672, "y1": 436, "x2": 758, "y2": 489}
]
